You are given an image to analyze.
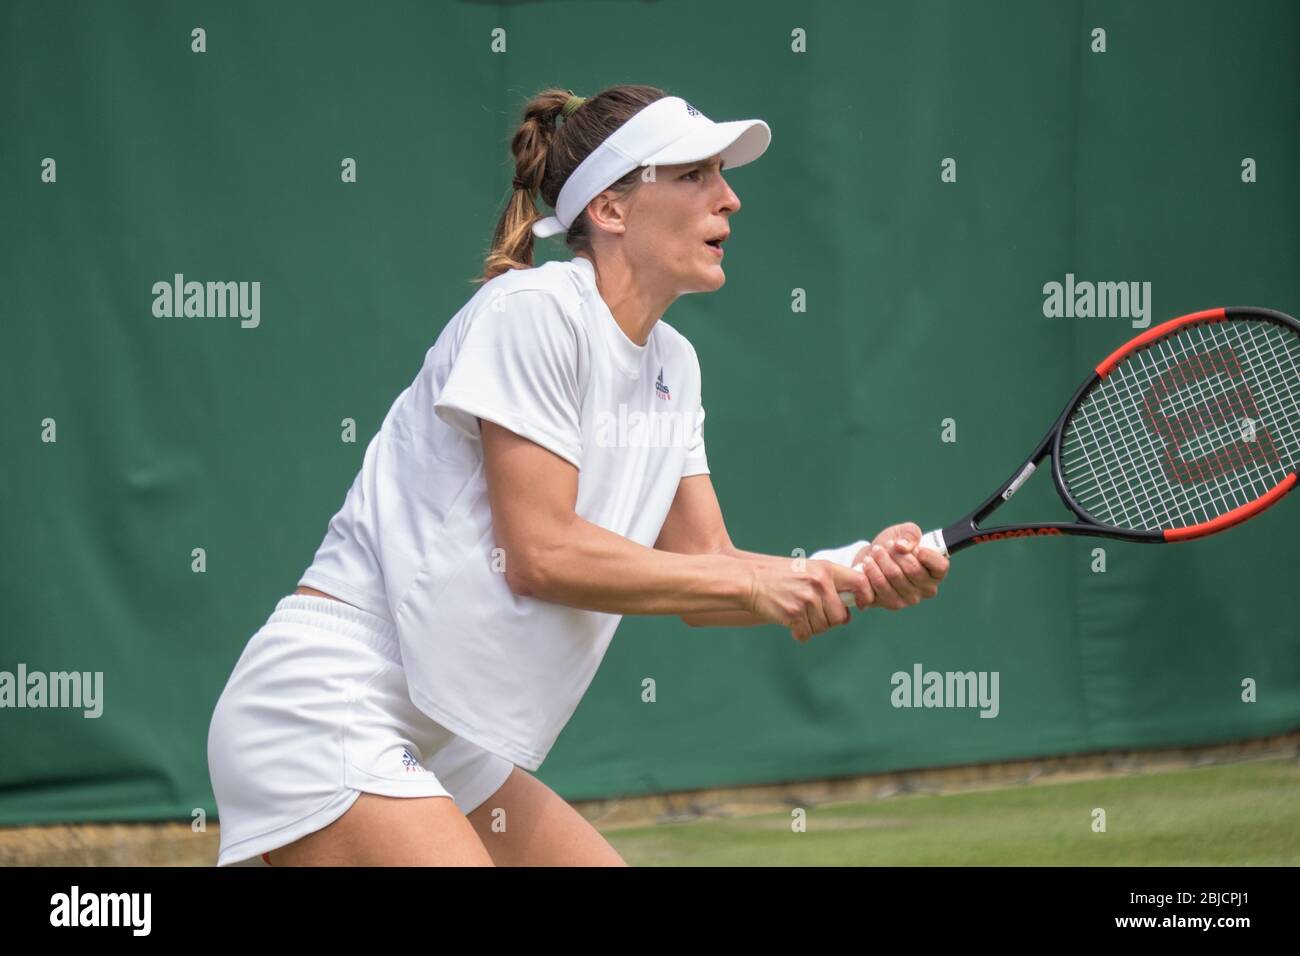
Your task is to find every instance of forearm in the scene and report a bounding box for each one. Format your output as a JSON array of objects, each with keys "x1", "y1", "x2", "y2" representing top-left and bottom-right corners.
[
  {"x1": 516, "y1": 517, "x2": 754, "y2": 616},
  {"x1": 678, "y1": 542, "x2": 869, "y2": 627},
  {"x1": 722, "y1": 546, "x2": 785, "y2": 566},
  {"x1": 678, "y1": 545, "x2": 791, "y2": 627}
]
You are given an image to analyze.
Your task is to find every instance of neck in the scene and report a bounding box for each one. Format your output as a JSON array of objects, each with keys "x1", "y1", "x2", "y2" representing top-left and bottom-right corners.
[{"x1": 577, "y1": 252, "x2": 668, "y2": 347}]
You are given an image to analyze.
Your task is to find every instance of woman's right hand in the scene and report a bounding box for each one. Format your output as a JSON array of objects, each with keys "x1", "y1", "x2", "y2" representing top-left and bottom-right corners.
[{"x1": 747, "y1": 560, "x2": 873, "y2": 643}]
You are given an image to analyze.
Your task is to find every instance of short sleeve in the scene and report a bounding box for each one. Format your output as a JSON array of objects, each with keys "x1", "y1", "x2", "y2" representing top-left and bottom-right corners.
[
  {"x1": 680, "y1": 336, "x2": 709, "y2": 477},
  {"x1": 682, "y1": 404, "x2": 709, "y2": 477},
  {"x1": 434, "y1": 290, "x2": 584, "y2": 469}
]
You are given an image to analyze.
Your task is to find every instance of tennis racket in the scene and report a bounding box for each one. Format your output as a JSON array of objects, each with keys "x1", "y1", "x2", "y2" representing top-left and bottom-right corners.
[{"x1": 840, "y1": 306, "x2": 1300, "y2": 605}]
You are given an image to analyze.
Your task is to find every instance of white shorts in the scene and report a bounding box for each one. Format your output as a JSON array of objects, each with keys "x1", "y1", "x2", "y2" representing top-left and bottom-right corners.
[{"x1": 207, "y1": 594, "x2": 515, "y2": 867}]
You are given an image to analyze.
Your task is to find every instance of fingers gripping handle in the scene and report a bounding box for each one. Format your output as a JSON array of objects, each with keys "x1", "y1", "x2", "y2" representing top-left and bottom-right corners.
[
  {"x1": 916, "y1": 528, "x2": 947, "y2": 556},
  {"x1": 837, "y1": 529, "x2": 947, "y2": 606}
]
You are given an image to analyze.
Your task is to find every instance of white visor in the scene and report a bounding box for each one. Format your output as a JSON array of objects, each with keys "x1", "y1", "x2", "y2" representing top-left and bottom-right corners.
[{"x1": 531, "y1": 96, "x2": 771, "y2": 239}]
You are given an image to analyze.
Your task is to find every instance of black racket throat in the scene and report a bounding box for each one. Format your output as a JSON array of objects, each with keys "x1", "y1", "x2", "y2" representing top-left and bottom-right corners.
[{"x1": 939, "y1": 372, "x2": 1163, "y2": 554}]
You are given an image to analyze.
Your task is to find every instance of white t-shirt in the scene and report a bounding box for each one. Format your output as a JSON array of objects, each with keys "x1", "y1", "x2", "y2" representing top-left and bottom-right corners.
[{"x1": 298, "y1": 255, "x2": 709, "y2": 770}]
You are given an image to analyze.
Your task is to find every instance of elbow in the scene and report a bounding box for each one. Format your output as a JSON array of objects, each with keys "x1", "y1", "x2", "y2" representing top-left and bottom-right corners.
[
  {"x1": 503, "y1": 553, "x2": 542, "y2": 598},
  {"x1": 500, "y1": 518, "x2": 580, "y2": 599},
  {"x1": 502, "y1": 542, "x2": 555, "y2": 599}
]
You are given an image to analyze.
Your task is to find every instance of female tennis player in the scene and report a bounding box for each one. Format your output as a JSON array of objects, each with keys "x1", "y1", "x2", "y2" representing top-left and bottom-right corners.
[{"x1": 206, "y1": 84, "x2": 949, "y2": 867}]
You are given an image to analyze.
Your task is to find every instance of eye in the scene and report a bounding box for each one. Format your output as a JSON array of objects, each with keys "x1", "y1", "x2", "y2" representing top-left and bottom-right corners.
[{"x1": 683, "y1": 169, "x2": 702, "y2": 181}]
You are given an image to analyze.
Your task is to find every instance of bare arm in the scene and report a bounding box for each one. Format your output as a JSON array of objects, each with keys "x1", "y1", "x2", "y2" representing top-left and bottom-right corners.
[
  {"x1": 651, "y1": 474, "x2": 872, "y2": 626},
  {"x1": 481, "y1": 421, "x2": 866, "y2": 640},
  {"x1": 482, "y1": 420, "x2": 755, "y2": 616}
]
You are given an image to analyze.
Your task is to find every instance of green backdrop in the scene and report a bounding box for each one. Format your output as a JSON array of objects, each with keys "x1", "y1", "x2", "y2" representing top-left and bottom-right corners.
[{"x1": 2, "y1": 0, "x2": 1296, "y2": 826}]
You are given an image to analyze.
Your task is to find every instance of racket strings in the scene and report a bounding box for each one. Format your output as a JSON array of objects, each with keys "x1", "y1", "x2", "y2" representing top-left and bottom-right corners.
[
  {"x1": 1059, "y1": 318, "x2": 1300, "y2": 532},
  {"x1": 1077, "y1": 342, "x2": 1270, "y2": 530},
  {"x1": 1064, "y1": 321, "x2": 1300, "y2": 530},
  {"x1": 1084, "y1": 329, "x2": 1284, "y2": 525},
  {"x1": 1078, "y1": 322, "x2": 1300, "y2": 529}
]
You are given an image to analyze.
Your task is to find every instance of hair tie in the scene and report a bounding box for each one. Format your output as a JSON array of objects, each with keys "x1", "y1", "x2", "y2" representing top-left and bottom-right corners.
[
  {"x1": 512, "y1": 176, "x2": 530, "y2": 191},
  {"x1": 561, "y1": 92, "x2": 586, "y2": 120}
]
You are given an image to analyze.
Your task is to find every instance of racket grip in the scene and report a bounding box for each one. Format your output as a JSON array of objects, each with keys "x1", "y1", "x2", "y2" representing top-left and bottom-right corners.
[{"x1": 837, "y1": 529, "x2": 948, "y2": 606}]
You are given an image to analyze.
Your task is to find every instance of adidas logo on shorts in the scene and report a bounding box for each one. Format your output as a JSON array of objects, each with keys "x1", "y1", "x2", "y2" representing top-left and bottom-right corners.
[{"x1": 401, "y1": 747, "x2": 427, "y2": 773}]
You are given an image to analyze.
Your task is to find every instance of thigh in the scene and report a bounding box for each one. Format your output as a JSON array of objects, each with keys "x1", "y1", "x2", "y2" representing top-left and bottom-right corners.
[
  {"x1": 466, "y1": 768, "x2": 627, "y2": 867},
  {"x1": 269, "y1": 792, "x2": 494, "y2": 866}
]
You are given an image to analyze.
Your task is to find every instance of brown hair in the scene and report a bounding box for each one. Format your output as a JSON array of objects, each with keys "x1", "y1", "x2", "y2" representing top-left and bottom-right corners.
[{"x1": 474, "y1": 84, "x2": 668, "y2": 285}]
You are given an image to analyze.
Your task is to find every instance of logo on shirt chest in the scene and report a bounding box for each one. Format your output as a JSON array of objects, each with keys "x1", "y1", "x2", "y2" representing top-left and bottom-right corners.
[{"x1": 655, "y1": 367, "x2": 672, "y2": 401}]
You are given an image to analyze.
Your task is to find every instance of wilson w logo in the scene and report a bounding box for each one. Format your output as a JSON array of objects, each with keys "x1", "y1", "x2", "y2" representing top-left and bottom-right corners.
[{"x1": 1142, "y1": 346, "x2": 1280, "y2": 485}]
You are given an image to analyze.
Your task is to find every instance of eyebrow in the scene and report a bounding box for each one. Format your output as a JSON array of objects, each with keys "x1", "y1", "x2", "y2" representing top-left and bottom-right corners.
[{"x1": 692, "y1": 157, "x2": 725, "y2": 172}]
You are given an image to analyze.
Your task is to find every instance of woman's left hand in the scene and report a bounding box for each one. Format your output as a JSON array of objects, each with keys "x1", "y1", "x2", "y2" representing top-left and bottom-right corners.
[{"x1": 849, "y1": 522, "x2": 949, "y2": 610}]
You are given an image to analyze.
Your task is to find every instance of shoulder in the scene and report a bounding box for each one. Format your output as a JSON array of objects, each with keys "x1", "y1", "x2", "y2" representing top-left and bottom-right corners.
[
  {"x1": 456, "y1": 262, "x2": 590, "y2": 354},
  {"x1": 478, "y1": 259, "x2": 588, "y2": 321},
  {"x1": 653, "y1": 318, "x2": 701, "y2": 368}
]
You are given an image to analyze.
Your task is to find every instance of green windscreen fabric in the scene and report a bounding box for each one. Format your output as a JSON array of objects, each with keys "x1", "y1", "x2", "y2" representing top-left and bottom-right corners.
[{"x1": 1, "y1": 0, "x2": 1296, "y2": 825}]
